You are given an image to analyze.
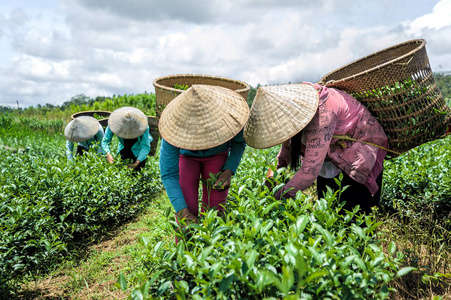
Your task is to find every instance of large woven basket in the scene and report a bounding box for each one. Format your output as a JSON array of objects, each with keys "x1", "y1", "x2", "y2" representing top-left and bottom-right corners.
[
  {"x1": 71, "y1": 110, "x2": 111, "y2": 128},
  {"x1": 153, "y1": 74, "x2": 250, "y2": 121},
  {"x1": 319, "y1": 39, "x2": 451, "y2": 156},
  {"x1": 147, "y1": 116, "x2": 159, "y2": 156}
]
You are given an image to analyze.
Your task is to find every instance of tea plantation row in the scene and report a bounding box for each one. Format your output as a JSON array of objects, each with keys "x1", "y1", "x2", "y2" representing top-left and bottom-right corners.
[
  {"x1": 121, "y1": 139, "x2": 451, "y2": 299},
  {"x1": 122, "y1": 137, "x2": 450, "y2": 299},
  {"x1": 0, "y1": 125, "x2": 162, "y2": 293}
]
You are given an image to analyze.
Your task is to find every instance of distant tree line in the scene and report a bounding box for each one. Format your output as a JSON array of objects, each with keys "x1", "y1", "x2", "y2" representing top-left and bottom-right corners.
[
  {"x1": 0, "y1": 92, "x2": 155, "y2": 120},
  {"x1": 435, "y1": 73, "x2": 451, "y2": 102},
  {"x1": 60, "y1": 94, "x2": 109, "y2": 111},
  {"x1": 0, "y1": 94, "x2": 108, "y2": 114}
]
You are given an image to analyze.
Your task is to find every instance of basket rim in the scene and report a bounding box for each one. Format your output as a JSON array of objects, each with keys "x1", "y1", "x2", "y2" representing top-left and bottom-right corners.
[
  {"x1": 320, "y1": 39, "x2": 426, "y2": 85},
  {"x1": 71, "y1": 110, "x2": 112, "y2": 120},
  {"x1": 152, "y1": 73, "x2": 250, "y2": 95}
]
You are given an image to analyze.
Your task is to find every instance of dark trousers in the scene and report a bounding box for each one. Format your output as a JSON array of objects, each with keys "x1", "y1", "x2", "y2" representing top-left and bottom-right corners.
[
  {"x1": 120, "y1": 149, "x2": 146, "y2": 172},
  {"x1": 76, "y1": 145, "x2": 88, "y2": 156},
  {"x1": 316, "y1": 171, "x2": 383, "y2": 214}
]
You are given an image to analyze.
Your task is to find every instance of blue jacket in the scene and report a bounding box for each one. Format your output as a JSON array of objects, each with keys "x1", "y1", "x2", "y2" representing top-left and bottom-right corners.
[
  {"x1": 159, "y1": 130, "x2": 246, "y2": 212},
  {"x1": 101, "y1": 125, "x2": 152, "y2": 162}
]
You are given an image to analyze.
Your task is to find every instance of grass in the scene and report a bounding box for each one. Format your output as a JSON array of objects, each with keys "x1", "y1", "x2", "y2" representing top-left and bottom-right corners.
[{"x1": 378, "y1": 210, "x2": 451, "y2": 300}]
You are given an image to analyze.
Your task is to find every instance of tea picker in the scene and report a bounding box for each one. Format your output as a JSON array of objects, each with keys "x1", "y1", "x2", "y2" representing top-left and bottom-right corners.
[
  {"x1": 244, "y1": 83, "x2": 389, "y2": 214},
  {"x1": 101, "y1": 107, "x2": 153, "y2": 172},
  {"x1": 64, "y1": 115, "x2": 104, "y2": 160},
  {"x1": 158, "y1": 84, "x2": 249, "y2": 226}
]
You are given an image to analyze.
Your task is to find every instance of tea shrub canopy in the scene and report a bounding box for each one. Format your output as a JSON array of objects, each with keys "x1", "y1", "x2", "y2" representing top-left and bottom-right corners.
[
  {"x1": 142, "y1": 193, "x2": 408, "y2": 299},
  {"x1": 0, "y1": 125, "x2": 162, "y2": 288},
  {"x1": 381, "y1": 136, "x2": 451, "y2": 221},
  {"x1": 123, "y1": 148, "x2": 411, "y2": 299}
]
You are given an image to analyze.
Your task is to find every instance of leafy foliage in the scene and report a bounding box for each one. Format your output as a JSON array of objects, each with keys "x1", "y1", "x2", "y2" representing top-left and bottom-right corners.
[
  {"x1": 2, "y1": 83, "x2": 450, "y2": 298},
  {"x1": 246, "y1": 84, "x2": 260, "y2": 107},
  {"x1": 381, "y1": 135, "x2": 451, "y2": 228},
  {"x1": 134, "y1": 197, "x2": 406, "y2": 299},
  {"x1": 1, "y1": 92, "x2": 157, "y2": 122},
  {"x1": 435, "y1": 73, "x2": 451, "y2": 100},
  {"x1": 0, "y1": 128, "x2": 162, "y2": 291},
  {"x1": 126, "y1": 148, "x2": 409, "y2": 299},
  {"x1": 173, "y1": 84, "x2": 189, "y2": 91}
]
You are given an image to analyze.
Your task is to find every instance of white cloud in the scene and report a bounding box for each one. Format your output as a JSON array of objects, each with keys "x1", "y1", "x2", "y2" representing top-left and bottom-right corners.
[
  {"x1": 408, "y1": 0, "x2": 451, "y2": 34},
  {"x1": 0, "y1": 0, "x2": 449, "y2": 107}
]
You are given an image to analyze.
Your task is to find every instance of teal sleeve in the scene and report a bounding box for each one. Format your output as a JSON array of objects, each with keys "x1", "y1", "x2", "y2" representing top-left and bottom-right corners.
[
  {"x1": 66, "y1": 140, "x2": 74, "y2": 160},
  {"x1": 137, "y1": 126, "x2": 152, "y2": 162},
  {"x1": 159, "y1": 139, "x2": 187, "y2": 212},
  {"x1": 96, "y1": 126, "x2": 105, "y2": 155},
  {"x1": 101, "y1": 126, "x2": 114, "y2": 155},
  {"x1": 223, "y1": 130, "x2": 246, "y2": 174}
]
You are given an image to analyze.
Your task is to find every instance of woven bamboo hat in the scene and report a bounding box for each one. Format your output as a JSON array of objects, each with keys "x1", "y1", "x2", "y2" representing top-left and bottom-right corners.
[
  {"x1": 65, "y1": 116, "x2": 99, "y2": 143},
  {"x1": 108, "y1": 107, "x2": 148, "y2": 139},
  {"x1": 159, "y1": 84, "x2": 249, "y2": 150},
  {"x1": 244, "y1": 83, "x2": 319, "y2": 149}
]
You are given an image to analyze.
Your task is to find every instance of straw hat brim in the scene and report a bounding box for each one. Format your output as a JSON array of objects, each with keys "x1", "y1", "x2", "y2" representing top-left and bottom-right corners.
[
  {"x1": 65, "y1": 116, "x2": 99, "y2": 143},
  {"x1": 108, "y1": 107, "x2": 148, "y2": 139},
  {"x1": 244, "y1": 83, "x2": 319, "y2": 149},
  {"x1": 159, "y1": 84, "x2": 249, "y2": 150}
]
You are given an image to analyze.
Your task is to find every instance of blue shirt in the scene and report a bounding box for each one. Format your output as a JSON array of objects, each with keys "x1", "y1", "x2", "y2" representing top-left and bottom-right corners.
[
  {"x1": 159, "y1": 130, "x2": 246, "y2": 212},
  {"x1": 101, "y1": 125, "x2": 152, "y2": 162},
  {"x1": 66, "y1": 124, "x2": 105, "y2": 160}
]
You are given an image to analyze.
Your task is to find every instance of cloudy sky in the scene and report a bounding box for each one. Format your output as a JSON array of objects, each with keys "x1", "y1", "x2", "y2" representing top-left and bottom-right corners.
[{"x1": 1, "y1": 0, "x2": 451, "y2": 108}]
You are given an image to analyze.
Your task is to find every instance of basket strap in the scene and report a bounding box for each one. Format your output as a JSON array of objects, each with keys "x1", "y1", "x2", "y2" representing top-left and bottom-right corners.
[{"x1": 332, "y1": 133, "x2": 402, "y2": 155}]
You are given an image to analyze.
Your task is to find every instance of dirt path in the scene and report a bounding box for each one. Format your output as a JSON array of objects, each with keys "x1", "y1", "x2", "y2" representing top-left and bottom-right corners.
[{"x1": 20, "y1": 227, "x2": 145, "y2": 299}]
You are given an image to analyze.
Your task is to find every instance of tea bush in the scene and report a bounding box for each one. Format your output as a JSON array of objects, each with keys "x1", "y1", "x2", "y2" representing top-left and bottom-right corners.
[
  {"x1": 129, "y1": 191, "x2": 409, "y2": 299},
  {"x1": 0, "y1": 146, "x2": 162, "y2": 288},
  {"x1": 381, "y1": 135, "x2": 451, "y2": 227},
  {"x1": 126, "y1": 148, "x2": 411, "y2": 299}
]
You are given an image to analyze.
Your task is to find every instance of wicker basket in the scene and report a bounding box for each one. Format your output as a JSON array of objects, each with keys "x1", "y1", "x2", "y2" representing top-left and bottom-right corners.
[
  {"x1": 147, "y1": 116, "x2": 159, "y2": 156},
  {"x1": 71, "y1": 110, "x2": 112, "y2": 128},
  {"x1": 319, "y1": 39, "x2": 451, "y2": 156},
  {"x1": 153, "y1": 74, "x2": 250, "y2": 122}
]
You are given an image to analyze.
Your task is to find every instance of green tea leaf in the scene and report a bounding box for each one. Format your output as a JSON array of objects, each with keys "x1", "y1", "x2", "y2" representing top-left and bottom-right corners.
[
  {"x1": 396, "y1": 267, "x2": 417, "y2": 278},
  {"x1": 219, "y1": 272, "x2": 235, "y2": 293}
]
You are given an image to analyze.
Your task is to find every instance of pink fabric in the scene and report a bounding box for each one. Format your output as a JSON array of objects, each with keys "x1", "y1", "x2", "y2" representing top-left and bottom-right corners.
[
  {"x1": 178, "y1": 151, "x2": 229, "y2": 217},
  {"x1": 277, "y1": 84, "x2": 388, "y2": 197}
]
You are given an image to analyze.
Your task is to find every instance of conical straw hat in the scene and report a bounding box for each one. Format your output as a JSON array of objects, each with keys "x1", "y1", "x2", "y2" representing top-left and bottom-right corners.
[
  {"x1": 244, "y1": 83, "x2": 319, "y2": 149},
  {"x1": 108, "y1": 107, "x2": 148, "y2": 139},
  {"x1": 65, "y1": 116, "x2": 99, "y2": 143},
  {"x1": 159, "y1": 84, "x2": 249, "y2": 150}
]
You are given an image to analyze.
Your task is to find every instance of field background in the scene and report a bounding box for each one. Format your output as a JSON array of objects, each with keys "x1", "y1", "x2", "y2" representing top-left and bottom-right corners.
[{"x1": 1, "y1": 76, "x2": 451, "y2": 299}]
